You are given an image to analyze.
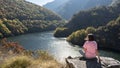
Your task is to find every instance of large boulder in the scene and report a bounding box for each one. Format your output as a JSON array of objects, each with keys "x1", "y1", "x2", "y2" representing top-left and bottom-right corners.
[{"x1": 65, "y1": 57, "x2": 120, "y2": 68}]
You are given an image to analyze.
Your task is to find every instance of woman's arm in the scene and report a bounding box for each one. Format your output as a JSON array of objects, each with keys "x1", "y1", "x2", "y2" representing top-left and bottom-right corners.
[
  {"x1": 96, "y1": 50, "x2": 101, "y2": 63},
  {"x1": 84, "y1": 48, "x2": 87, "y2": 53}
]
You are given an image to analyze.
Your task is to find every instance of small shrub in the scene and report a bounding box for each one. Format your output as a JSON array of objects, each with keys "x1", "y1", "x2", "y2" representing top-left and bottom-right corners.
[
  {"x1": 67, "y1": 29, "x2": 86, "y2": 45},
  {"x1": 86, "y1": 27, "x2": 96, "y2": 34},
  {"x1": 34, "y1": 50, "x2": 54, "y2": 61},
  {"x1": 1, "y1": 56, "x2": 32, "y2": 68},
  {"x1": 54, "y1": 27, "x2": 71, "y2": 37}
]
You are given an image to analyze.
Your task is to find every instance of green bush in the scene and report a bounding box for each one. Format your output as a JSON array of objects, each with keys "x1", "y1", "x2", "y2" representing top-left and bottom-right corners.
[
  {"x1": 67, "y1": 27, "x2": 96, "y2": 45},
  {"x1": 86, "y1": 27, "x2": 96, "y2": 34},
  {"x1": 54, "y1": 27, "x2": 71, "y2": 37},
  {"x1": 0, "y1": 32, "x2": 3, "y2": 38},
  {"x1": 67, "y1": 29, "x2": 86, "y2": 45},
  {"x1": 3, "y1": 19, "x2": 28, "y2": 35},
  {"x1": 0, "y1": 20, "x2": 11, "y2": 36}
]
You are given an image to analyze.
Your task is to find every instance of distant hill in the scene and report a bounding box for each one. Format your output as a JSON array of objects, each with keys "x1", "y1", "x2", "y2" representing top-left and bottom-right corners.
[
  {"x1": 44, "y1": 0, "x2": 112, "y2": 19},
  {"x1": 0, "y1": 0, "x2": 64, "y2": 38},
  {"x1": 44, "y1": 0, "x2": 69, "y2": 12}
]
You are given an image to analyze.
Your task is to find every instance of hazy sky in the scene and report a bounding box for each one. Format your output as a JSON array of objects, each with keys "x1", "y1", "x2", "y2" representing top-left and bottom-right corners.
[{"x1": 26, "y1": 0, "x2": 54, "y2": 6}]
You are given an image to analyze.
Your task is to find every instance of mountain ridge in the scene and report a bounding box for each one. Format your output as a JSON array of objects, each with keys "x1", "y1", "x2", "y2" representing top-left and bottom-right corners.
[{"x1": 44, "y1": 0, "x2": 113, "y2": 19}]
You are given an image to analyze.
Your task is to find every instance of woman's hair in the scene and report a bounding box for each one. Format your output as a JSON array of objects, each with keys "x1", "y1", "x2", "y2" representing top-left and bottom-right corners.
[{"x1": 87, "y1": 34, "x2": 95, "y2": 41}]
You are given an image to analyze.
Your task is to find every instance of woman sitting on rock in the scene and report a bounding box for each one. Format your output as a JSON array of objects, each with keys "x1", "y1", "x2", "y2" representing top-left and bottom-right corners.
[{"x1": 80, "y1": 33, "x2": 100, "y2": 62}]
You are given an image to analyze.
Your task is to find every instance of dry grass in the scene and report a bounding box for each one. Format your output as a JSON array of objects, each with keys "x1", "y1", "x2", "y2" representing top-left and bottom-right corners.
[
  {"x1": 0, "y1": 50, "x2": 63, "y2": 68},
  {"x1": 0, "y1": 38, "x2": 64, "y2": 68},
  {"x1": 1, "y1": 56, "x2": 32, "y2": 68}
]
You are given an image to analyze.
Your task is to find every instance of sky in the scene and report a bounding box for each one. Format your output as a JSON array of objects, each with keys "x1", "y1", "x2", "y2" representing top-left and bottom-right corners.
[{"x1": 26, "y1": 0, "x2": 54, "y2": 6}]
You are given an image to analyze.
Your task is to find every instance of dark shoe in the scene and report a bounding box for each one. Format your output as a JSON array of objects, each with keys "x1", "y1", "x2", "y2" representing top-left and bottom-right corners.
[
  {"x1": 79, "y1": 56, "x2": 86, "y2": 60},
  {"x1": 67, "y1": 56, "x2": 73, "y2": 59}
]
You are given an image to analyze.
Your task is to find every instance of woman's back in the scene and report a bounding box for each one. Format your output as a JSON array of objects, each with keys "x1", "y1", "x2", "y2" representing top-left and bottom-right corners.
[{"x1": 83, "y1": 36, "x2": 98, "y2": 58}]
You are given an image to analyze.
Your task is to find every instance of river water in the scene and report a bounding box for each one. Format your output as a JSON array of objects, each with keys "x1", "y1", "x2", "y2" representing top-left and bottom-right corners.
[{"x1": 8, "y1": 31, "x2": 120, "y2": 62}]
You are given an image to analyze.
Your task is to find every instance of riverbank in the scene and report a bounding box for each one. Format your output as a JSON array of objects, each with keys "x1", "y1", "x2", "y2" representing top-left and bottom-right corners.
[
  {"x1": 0, "y1": 29, "x2": 54, "y2": 39},
  {"x1": 0, "y1": 39, "x2": 64, "y2": 68}
]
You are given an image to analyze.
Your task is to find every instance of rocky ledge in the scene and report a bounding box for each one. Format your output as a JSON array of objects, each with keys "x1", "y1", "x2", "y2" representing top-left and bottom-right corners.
[{"x1": 65, "y1": 57, "x2": 120, "y2": 68}]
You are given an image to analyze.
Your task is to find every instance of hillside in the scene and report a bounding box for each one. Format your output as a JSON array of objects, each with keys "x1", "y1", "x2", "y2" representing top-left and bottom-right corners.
[
  {"x1": 44, "y1": 0, "x2": 112, "y2": 19},
  {"x1": 67, "y1": 16, "x2": 120, "y2": 51},
  {"x1": 66, "y1": 3, "x2": 120, "y2": 30},
  {"x1": 0, "y1": 0, "x2": 64, "y2": 38}
]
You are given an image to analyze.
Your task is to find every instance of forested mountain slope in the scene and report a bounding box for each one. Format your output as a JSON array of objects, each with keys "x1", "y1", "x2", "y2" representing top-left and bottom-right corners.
[
  {"x1": 0, "y1": 0, "x2": 64, "y2": 38},
  {"x1": 65, "y1": 3, "x2": 120, "y2": 31},
  {"x1": 67, "y1": 16, "x2": 120, "y2": 51}
]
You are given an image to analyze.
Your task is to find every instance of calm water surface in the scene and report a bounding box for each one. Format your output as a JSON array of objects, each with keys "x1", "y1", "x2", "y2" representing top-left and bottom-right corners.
[{"x1": 8, "y1": 31, "x2": 120, "y2": 62}]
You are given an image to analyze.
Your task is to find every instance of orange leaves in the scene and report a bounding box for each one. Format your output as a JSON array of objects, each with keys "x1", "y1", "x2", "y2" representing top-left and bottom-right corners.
[{"x1": 1, "y1": 38, "x2": 25, "y2": 54}]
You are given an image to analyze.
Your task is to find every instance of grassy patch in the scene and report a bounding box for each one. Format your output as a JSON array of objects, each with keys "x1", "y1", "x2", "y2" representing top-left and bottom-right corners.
[
  {"x1": 0, "y1": 39, "x2": 63, "y2": 68},
  {"x1": 0, "y1": 51, "x2": 63, "y2": 68},
  {"x1": 1, "y1": 56, "x2": 32, "y2": 68}
]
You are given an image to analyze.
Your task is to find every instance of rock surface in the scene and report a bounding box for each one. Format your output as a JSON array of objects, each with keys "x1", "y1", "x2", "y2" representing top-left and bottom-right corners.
[{"x1": 65, "y1": 57, "x2": 120, "y2": 68}]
